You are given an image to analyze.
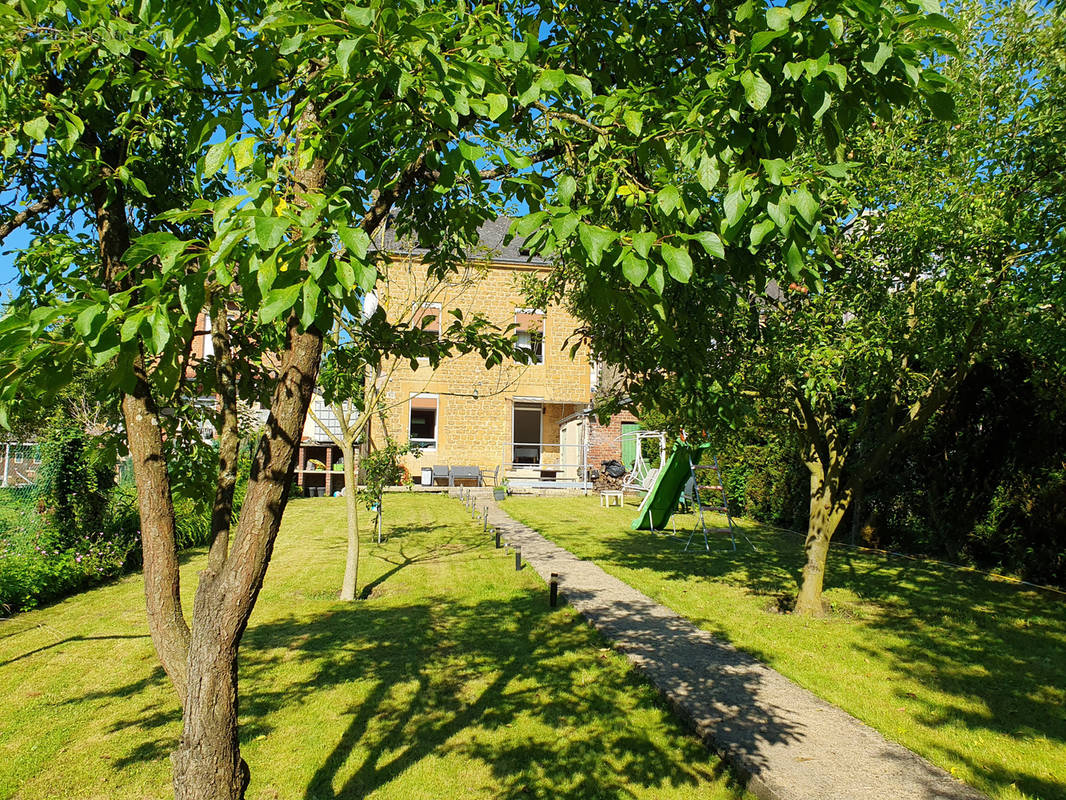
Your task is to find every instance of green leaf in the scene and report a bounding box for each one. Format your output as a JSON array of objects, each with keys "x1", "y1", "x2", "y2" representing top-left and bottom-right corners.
[
  {"x1": 824, "y1": 63, "x2": 847, "y2": 90},
  {"x1": 751, "y1": 29, "x2": 785, "y2": 53},
  {"x1": 661, "y1": 242, "x2": 693, "y2": 283},
  {"x1": 503, "y1": 149, "x2": 532, "y2": 169},
  {"x1": 926, "y1": 91, "x2": 956, "y2": 120},
  {"x1": 693, "y1": 231, "x2": 725, "y2": 259},
  {"x1": 552, "y1": 212, "x2": 580, "y2": 239},
  {"x1": 124, "y1": 232, "x2": 187, "y2": 272},
  {"x1": 766, "y1": 6, "x2": 791, "y2": 30},
  {"x1": 149, "y1": 307, "x2": 171, "y2": 353},
  {"x1": 301, "y1": 281, "x2": 320, "y2": 329},
  {"x1": 486, "y1": 93, "x2": 509, "y2": 121},
  {"x1": 254, "y1": 216, "x2": 289, "y2": 250},
  {"x1": 578, "y1": 223, "x2": 616, "y2": 265},
  {"x1": 232, "y1": 137, "x2": 255, "y2": 171},
  {"x1": 337, "y1": 39, "x2": 357, "y2": 76},
  {"x1": 647, "y1": 264, "x2": 665, "y2": 295},
  {"x1": 260, "y1": 283, "x2": 301, "y2": 324},
  {"x1": 697, "y1": 155, "x2": 720, "y2": 192},
  {"x1": 740, "y1": 70, "x2": 771, "y2": 111},
  {"x1": 631, "y1": 231, "x2": 656, "y2": 259},
  {"x1": 538, "y1": 69, "x2": 566, "y2": 91},
  {"x1": 827, "y1": 14, "x2": 843, "y2": 39},
  {"x1": 556, "y1": 175, "x2": 577, "y2": 205},
  {"x1": 911, "y1": 13, "x2": 957, "y2": 34},
  {"x1": 792, "y1": 187, "x2": 818, "y2": 225},
  {"x1": 802, "y1": 83, "x2": 831, "y2": 120},
  {"x1": 516, "y1": 211, "x2": 547, "y2": 237},
  {"x1": 203, "y1": 137, "x2": 232, "y2": 179},
  {"x1": 120, "y1": 310, "x2": 146, "y2": 342},
  {"x1": 621, "y1": 251, "x2": 648, "y2": 286},
  {"x1": 760, "y1": 158, "x2": 787, "y2": 185},
  {"x1": 75, "y1": 304, "x2": 103, "y2": 337},
  {"x1": 338, "y1": 225, "x2": 370, "y2": 259},
  {"x1": 353, "y1": 262, "x2": 377, "y2": 293},
  {"x1": 457, "y1": 139, "x2": 486, "y2": 161},
  {"x1": 656, "y1": 184, "x2": 680, "y2": 215},
  {"x1": 623, "y1": 109, "x2": 644, "y2": 136},
  {"x1": 786, "y1": 241, "x2": 804, "y2": 279},
  {"x1": 750, "y1": 219, "x2": 776, "y2": 248},
  {"x1": 724, "y1": 187, "x2": 748, "y2": 226},
  {"x1": 566, "y1": 74, "x2": 593, "y2": 99},
  {"x1": 23, "y1": 116, "x2": 48, "y2": 142},
  {"x1": 861, "y1": 42, "x2": 893, "y2": 75},
  {"x1": 279, "y1": 34, "x2": 303, "y2": 55}
]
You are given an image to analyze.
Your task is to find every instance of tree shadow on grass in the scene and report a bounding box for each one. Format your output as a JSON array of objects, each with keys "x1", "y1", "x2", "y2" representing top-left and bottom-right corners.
[
  {"x1": 536, "y1": 505, "x2": 1066, "y2": 800},
  {"x1": 237, "y1": 589, "x2": 753, "y2": 800},
  {"x1": 73, "y1": 519, "x2": 756, "y2": 799},
  {"x1": 0, "y1": 633, "x2": 149, "y2": 667}
]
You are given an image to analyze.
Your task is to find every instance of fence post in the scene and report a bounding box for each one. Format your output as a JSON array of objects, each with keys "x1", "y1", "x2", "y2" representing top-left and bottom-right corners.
[{"x1": 2, "y1": 443, "x2": 8, "y2": 488}]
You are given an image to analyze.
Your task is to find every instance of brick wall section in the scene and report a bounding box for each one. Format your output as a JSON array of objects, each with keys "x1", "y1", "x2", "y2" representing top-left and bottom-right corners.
[{"x1": 587, "y1": 410, "x2": 639, "y2": 470}]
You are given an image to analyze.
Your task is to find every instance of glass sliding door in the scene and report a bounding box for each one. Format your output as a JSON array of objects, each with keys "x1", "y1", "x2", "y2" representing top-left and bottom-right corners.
[{"x1": 512, "y1": 402, "x2": 542, "y2": 466}]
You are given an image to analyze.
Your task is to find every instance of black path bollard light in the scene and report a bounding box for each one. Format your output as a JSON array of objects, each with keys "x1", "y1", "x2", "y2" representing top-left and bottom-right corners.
[
  {"x1": 483, "y1": 509, "x2": 488, "y2": 532},
  {"x1": 515, "y1": 546, "x2": 522, "y2": 570},
  {"x1": 549, "y1": 573, "x2": 559, "y2": 607},
  {"x1": 495, "y1": 529, "x2": 502, "y2": 549}
]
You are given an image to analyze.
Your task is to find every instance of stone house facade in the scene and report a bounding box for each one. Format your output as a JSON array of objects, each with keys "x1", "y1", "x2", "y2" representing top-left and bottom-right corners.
[
  {"x1": 188, "y1": 218, "x2": 634, "y2": 493},
  {"x1": 302, "y1": 218, "x2": 633, "y2": 489}
]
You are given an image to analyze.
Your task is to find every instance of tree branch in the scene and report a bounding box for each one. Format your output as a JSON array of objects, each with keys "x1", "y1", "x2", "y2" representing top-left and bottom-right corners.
[{"x1": 0, "y1": 188, "x2": 63, "y2": 243}]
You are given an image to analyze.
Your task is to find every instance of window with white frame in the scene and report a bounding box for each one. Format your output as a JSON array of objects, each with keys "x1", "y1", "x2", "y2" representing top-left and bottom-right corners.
[
  {"x1": 409, "y1": 394, "x2": 438, "y2": 449},
  {"x1": 515, "y1": 308, "x2": 545, "y2": 364},
  {"x1": 412, "y1": 302, "x2": 442, "y2": 337}
]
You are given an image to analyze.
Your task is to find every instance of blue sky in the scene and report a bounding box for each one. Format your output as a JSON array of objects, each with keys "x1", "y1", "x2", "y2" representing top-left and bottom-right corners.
[{"x1": 0, "y1": 227, "x2": 32, "y2": 297}]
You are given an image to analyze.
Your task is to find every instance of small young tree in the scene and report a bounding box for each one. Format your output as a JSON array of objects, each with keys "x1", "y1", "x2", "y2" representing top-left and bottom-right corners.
[{"x1": 310, "y1": 268, "x2": 530, "y2": 601}]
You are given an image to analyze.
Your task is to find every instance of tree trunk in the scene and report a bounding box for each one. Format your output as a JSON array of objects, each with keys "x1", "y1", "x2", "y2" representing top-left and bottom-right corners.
[
  {"x1": 171, "y1": 572, "x2": 248, "y2": 800},
  {"x1": 339, "y1": 439, "x2": 360, "y2": 601},
  {"x1": 171, "y1": 93, "x2": 327, "y2": 799},
  {"x1": 95, "y1": 176, "x2": 191, "y2": 702},
  {"x1": 794, "y1": 462, "x2": 851, "y2": 616}
]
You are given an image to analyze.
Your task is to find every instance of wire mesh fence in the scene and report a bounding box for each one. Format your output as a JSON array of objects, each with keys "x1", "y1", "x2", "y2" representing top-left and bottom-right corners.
[{"x1": 0, "y1": 443, "x2": 42, "y2": 539}]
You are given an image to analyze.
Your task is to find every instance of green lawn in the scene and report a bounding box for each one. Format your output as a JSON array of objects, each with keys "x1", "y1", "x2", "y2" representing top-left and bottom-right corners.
[
  {"x1": 0, "y1": 494, "x2": 747, "y2": 800},
  {"x1": 501, "y1": 495, "x2": 1066, "y2": 800}
]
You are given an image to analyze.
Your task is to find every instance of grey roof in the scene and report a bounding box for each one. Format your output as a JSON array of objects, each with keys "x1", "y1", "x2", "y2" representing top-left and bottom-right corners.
[{"x1": 373, "y1": 215, "x2": 551, "y2": 266}]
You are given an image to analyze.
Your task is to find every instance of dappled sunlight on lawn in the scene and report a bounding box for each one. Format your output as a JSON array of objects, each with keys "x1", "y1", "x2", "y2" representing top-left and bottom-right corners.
[{"x1": 503, "y1": 494, "x2": 1066, "y2": 800}]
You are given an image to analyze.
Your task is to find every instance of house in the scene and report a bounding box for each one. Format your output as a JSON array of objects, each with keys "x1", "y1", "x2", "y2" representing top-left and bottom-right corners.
[
  {"x1": 192, "y1": 217, "x2": 636, "y2": 494},
  {"x1": 306, "y1": 217, "x2": 636, "y2": 492}
]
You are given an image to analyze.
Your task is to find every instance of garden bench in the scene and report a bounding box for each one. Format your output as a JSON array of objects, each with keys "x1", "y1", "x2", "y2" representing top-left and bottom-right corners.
[{"x1": 449, "y1": 466, "x2": 482, "y2": 487}]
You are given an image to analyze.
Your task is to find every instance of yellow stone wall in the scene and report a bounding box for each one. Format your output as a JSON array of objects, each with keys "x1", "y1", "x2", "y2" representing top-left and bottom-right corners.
[{"x1": 367, "y1": 257, "x2": 593, "y2": 478}]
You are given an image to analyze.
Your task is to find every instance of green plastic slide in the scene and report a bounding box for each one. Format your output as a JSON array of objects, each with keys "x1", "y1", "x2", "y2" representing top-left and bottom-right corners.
[{"x1": 631, "y1": 443, "x2": 708, "y2": 530}]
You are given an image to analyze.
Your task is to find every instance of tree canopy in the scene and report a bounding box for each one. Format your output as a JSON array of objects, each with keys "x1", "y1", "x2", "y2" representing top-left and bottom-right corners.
[
  {"x1": 0, "y1": 0, "x2": 965, "y2": 795},
  {"x1": 547, "y1": 0, "x2": 1065, "y2": 613}
]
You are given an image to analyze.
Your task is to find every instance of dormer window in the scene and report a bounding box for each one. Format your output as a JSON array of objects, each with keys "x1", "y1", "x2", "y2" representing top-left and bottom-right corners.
[{"x1": 515, "y1": 309, "x2": 545, "y2": 365}]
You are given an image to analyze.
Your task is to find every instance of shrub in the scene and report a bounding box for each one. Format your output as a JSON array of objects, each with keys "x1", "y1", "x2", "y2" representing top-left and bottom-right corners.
[{"x1": 35, "y1": 415, "x2": 116, "y2": 547}]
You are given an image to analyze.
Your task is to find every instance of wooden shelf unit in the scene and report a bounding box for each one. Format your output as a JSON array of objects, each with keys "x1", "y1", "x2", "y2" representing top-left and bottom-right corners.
[{"x1": 296, "y1": 441, "x2": 346, "y2": 497}]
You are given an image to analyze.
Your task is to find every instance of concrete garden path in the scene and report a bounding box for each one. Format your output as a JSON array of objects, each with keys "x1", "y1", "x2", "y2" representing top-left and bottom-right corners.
[{"x1": 453, "y1": 489, "x2": 987, "y2": 800}]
